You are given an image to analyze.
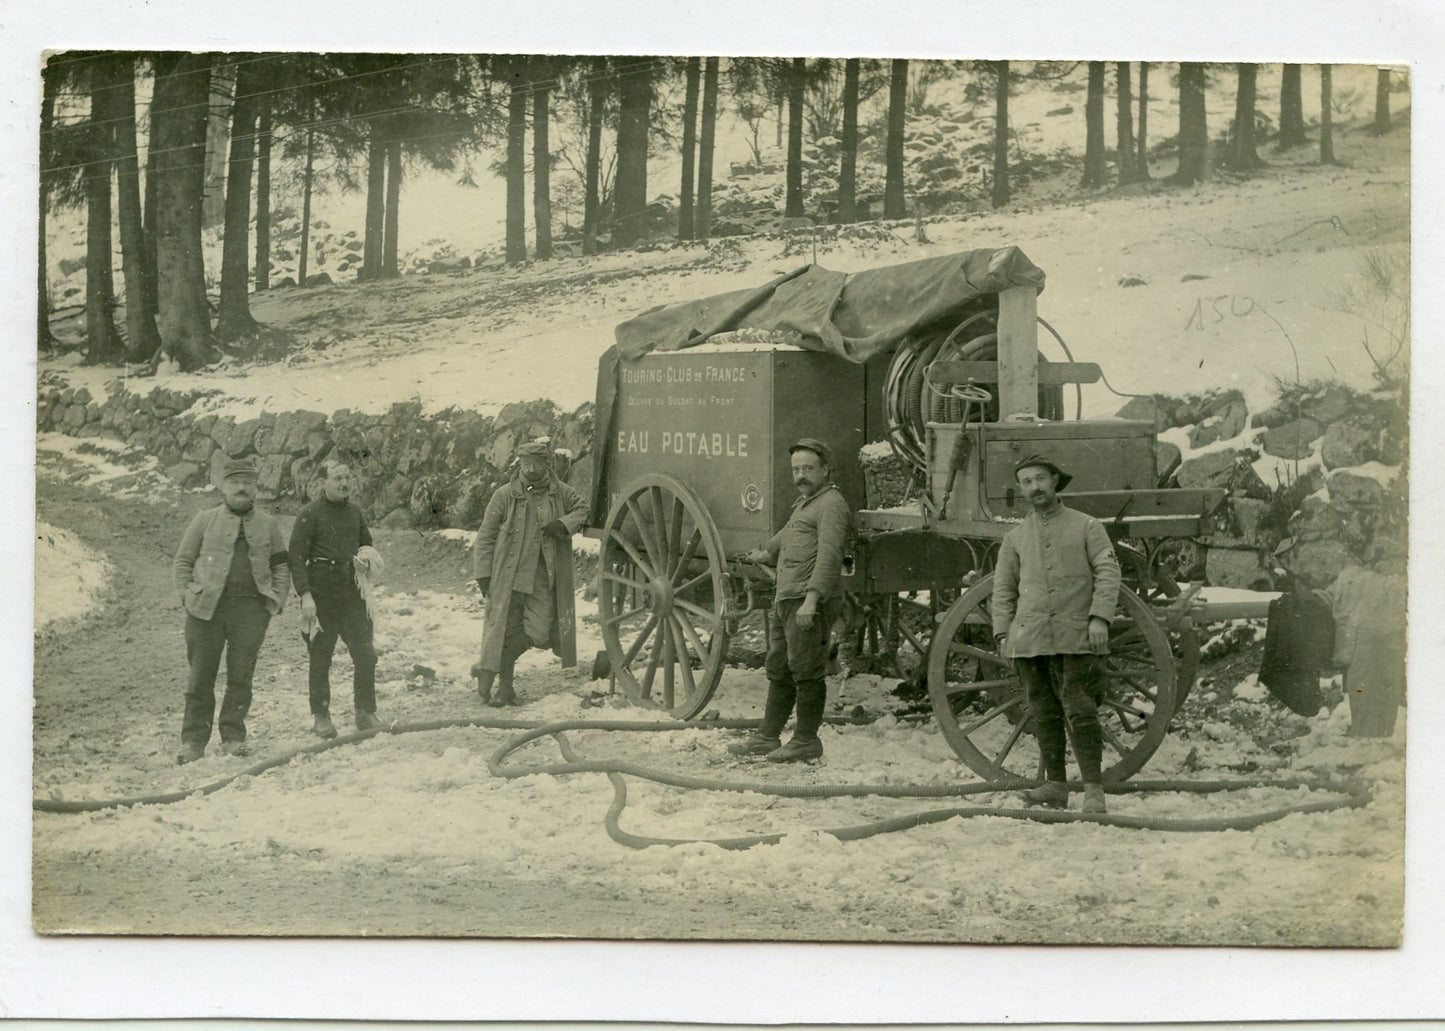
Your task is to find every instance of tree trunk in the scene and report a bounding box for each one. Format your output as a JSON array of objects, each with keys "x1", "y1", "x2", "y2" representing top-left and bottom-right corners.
[
  {"x1": 679, "y1": 57, "x2": 700, "y2": 240},
  {"x1": 991, "y1": 61, "x2": 1010, "y2": 208},
  {"x1": 533, "y1": 74, "x2": 553, "y2": 260},
  {"x1": 152, "y1": 53, "x2": 215, "y2": 370},
  {"x1": 1374, "y1": 67, "x2": 1391, "y2": 134},
  {"x1": 1081, "y1": 61, "x2": 1107, "y2": 187},
  {"x1": 1279, "y1": 63, "x2": 1306, "y2": 147},
  {"x1": 1320, "y1": 64, "x2": 1336, "y2": 164},
  {"x1": 784, "y1": 57, "x2": 806, "y2": 219},
  {"x1": 1229, "y1": 63, "x2": 1263, "y2": 170},
  {"x1": 383, "y1": 138, "x2": 401, "y2": 277},
  {"x1": 1115, "y1": 62, "x2": 1136, "y2": 184},
  {"x1": 838, "y1": 58, "x2": 860, "y2": 222},
  {"x1": 38, "y1": 61, "x2": 57, "y2": 349},
  {"x1": 360, "y1": 135, "x2": 386, "y2": 279},
  {"x1": 1174, "y1": 62, "x2": 1210, "y2": 184},
  {"x1": 1137, "y1": 61, "x2": 1151, "y2": 180},
  {"x1": 299, "y1": 129, "x2": 314, "y2": 286},
  {"x1": 505, "y1": 75, "x2": 527, "y2": 263},
  {"x1": 84, "y1": 60, "x2": 125, "y2": 364},
  {"x1": 254, "y1": 100, "x2": 271, "y2": 292},
  {"x1": 613, "y1": 56, "x2": 653, "y2": 248},
  {"x1": 216, "y1": 57, "x2": 261, "y2": 342},
  {"x1": 143, "y1": 91, "x2": 160, "y2": 321},
  {"x1": 582, "y1": 60, "x2": 605, "y2": 256},
  {"x1": 696, "y1": 57, "x2": 719, "y2": 242},
  {"x1": 104, "y1": 54, "x2": 162, "y2": 361},
  {"x1": 201, "y1": 66, "x2": 233, "y2": 230},
  {"x1": 884, "y1": 59, "x2": 908, "y2": 219}
]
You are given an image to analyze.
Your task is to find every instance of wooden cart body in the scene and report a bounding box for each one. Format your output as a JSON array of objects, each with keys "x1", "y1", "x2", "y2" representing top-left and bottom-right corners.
[{"x1": 587, "y1": 255, "x2": 1254, "y2": 782}]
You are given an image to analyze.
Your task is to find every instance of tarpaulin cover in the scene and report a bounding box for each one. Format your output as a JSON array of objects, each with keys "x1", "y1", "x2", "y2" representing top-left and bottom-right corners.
[
  {"x1": 612, "y1": 246, "x2": 1045, "y2": 363},
  {"x1": 591, "y1": 247, "x2": 1046, "y2": 521}
]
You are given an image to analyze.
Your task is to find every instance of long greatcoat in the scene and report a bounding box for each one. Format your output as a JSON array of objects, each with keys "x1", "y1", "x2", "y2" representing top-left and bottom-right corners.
[{"x1": 471, "y1": 472, "x2": 587, "y2": 671}]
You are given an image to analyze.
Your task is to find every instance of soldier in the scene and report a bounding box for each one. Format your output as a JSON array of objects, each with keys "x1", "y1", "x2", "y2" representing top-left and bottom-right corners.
[
  {"x1": 289, "y1": 461, "x2": 382, "y2": 737},
  {"x1": 172, "y1": 457, "x2": 291, "y2": 763},
  {"x1": 992, "y1": 453, "x2": 1121, "y2": 813},
  {"x1": 470, "y1": 440, "x2": 587, "y2": 706},
  {"x1": 730, "y1": 437, "x2": 853, "y2": 763}
]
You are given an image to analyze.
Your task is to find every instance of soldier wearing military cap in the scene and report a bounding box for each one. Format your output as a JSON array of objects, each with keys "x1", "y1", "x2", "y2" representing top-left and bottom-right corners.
[
  {"x1": 730, "y1": 436, "x2": 854, "y2": 763},
  {"x1": 993, "y1": 453, "x2": 1120, "y2": 813},
  {"x1": 172, "y1": 456, "x2": 291, "y2": 764},
  {"x1": 470, "y1": 439, "x2": 587, "y2": 706}
]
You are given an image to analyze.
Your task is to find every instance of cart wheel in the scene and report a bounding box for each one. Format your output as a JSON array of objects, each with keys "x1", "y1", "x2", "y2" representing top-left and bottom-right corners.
[
  {"x1": 926, "y1": 574, "x2": 1177, "y2": 783},
  {"x1": 849, "y1": 594, "x2": 930, "y2": 681},
  {"x1": 598, "y1": 474, "x2": 730, "y2": 719}
]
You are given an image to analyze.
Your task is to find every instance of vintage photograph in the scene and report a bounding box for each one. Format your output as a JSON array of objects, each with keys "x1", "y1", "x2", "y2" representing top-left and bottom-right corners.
[{"x1": 31, "y1": 50, "x2": 1408, "y2": 947}]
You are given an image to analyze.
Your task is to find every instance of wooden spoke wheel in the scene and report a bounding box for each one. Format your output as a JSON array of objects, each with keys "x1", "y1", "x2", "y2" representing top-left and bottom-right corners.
[
  {"x1": 848, "y1": 594, "x2": 931, "y2": 681},
  {"x1": 597, "y1": 474, "x2": 730, "y2": 719},
  {"x1": 926, "y1": 574, "x2": 1177, "y2": 783}
]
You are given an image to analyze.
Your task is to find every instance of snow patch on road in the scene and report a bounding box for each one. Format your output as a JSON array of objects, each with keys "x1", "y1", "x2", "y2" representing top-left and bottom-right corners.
[{"x1": 34, "y1": 521, "x2": 111, "y2": 631}]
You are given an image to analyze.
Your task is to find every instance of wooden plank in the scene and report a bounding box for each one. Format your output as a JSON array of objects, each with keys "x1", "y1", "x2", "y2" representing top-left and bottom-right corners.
[
  {"x1": 929, "y1": 359, "x2": 1102, "y2": 386},
  {"x1": 857, "y1": 508, "x2": 927, "y2": 532},
  {"x1": 996, "y1": 285, "x2": 1038, "y2": 418}
]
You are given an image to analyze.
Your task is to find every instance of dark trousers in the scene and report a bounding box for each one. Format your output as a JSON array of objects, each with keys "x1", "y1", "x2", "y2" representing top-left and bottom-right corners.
[
  {"x1": 1015, "y1": 653, "x2": 1106, "y2": 784},
  {"x1": 307, "y1": 581, "x2": 377, "y2": 715},
  {"x1": 760, "y1": 596, "x2": 838, "y2": 741},
  {"x1": 182, "y1": 594, "x2": 271, "y2": 746}
]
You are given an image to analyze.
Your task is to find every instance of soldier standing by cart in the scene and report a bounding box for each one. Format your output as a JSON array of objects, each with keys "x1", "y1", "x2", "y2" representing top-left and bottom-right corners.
[
  {"x1": 730, "y1": 437, "x2": 853, "y2": 763},
  {"x1": 992, "y1": 453, "x2": 1121, "y2": 813},
  {"x1": 471, "y1": 440, "x2": 587, "y2": 706}
]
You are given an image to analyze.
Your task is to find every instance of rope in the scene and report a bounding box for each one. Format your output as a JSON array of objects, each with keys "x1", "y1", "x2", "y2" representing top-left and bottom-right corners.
[{"x1": 36, "y1": 717, "x2": 1373, "y2": 852}]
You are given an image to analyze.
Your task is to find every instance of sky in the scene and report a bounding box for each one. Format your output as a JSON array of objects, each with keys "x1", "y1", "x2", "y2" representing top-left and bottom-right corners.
[{"x1": 4, "y1": 0, "x2": 1445, "y2": 1023}]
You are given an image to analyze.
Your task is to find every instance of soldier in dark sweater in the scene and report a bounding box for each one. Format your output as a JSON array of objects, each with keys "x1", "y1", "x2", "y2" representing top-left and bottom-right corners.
[{"x1": 289, "y1": 461, "x2": 381, "y2": 737}]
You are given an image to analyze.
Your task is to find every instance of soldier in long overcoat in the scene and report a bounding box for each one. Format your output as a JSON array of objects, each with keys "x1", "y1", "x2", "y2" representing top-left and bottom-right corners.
[{"x1": 470, "y1": 440, "x2": 587, "y2": 705}]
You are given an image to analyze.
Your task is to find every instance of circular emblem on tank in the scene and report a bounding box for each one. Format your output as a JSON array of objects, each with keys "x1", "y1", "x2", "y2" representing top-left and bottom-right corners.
[{"x1": 740, "y1": 484, "x2": 764, "y2": 513}]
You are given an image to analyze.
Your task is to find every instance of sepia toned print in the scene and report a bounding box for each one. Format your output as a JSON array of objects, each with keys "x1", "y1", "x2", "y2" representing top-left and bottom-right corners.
[{"x1": 34, "y1": 54, "x2": 1406, "y2": 944}]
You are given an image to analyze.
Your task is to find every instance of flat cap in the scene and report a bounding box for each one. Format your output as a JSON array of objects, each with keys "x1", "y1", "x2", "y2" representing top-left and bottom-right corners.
[
  {"x1": 788, "y1": 437, "x2": 833, "y2": 466},
  {"x1": 221, "y1": 456, "x2": 258, "y2": 479}
]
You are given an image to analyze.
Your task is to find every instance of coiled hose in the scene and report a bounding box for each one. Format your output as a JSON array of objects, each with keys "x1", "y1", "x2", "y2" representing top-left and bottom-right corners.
[{"x1": 34, "y1": 717, "x2": 1372, "y2": 852}]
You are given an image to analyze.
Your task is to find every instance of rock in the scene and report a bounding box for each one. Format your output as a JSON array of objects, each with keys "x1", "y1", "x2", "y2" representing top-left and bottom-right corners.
[
  {"x1": 427, "y1": 257, "x2": 471, "y2": 273},
  {"x1": 1117, "y1": 274, "x2": 1147, "y2": 287},
  {"x1": 291, "y1": 456, "x2": 319, "y2": 499},
  {"x1": 273, "y1": 276, "x2": 297, "y2": 289},
  {"x1": 58, "y1": 256, "x2": 86, "y2": 276},
  {"x1": 1328, "y1": 469, "x2": 1386, "y2": 508},
  {"x1": 209, "y1": 416, "x2": 236, "y2": 447},
  {"x1": 256, "y1": 453, "x2": 290, "y2": 494},
  {"x1": 1187, "y1": 397, "x2": 1248, "y2": 448},
  {"x1": 73, "y1": 387, "x2": 93, "y2": 406},
  {"x1": 446, "y1": 478, "x2": 496, "y2": 528},
  {"x1": 1278, "y1": 538, "x2": 1352, "y2": 589},
  {"x1": 265, "y1": 411, "x2": 296, "y2": 454},
  {"x1": 1115, "y1": 395, "x2": 1167, "y2": 430},
  {"x1": 379, "y1": 507, "x2": 415, "y2": 529},
  {"x1": 1320, "y1": 417, "x2": 1377, "y2": 469},
  {"x1": 165, "y1": 461, "x2": 204, "y2": 488},
  {"x1": 1205, "y1": 546, "x2": 1269, "y2": 590},
  {"x1": 1176, "y1": 449, "x2": 1266, "y2": 495},
  {"x1": 304, "y1": 428, "x2": 333, "y2": 461},
  {"x1": 1289, "y1": 494, "x2": 1341, "y2": 538},
  {"x1": 304, "y1": 272, "x2": 334, "y2": 287},
  {"x1": 182, "y1": 436, "x2": 217, "y2": 463},
  {"x1": 1301, "y1": 386, "x2": 1354, "y2": 426},
  {"x1": 209, "y1": 449, "x2": 231, "y2": 487},
  {"x1": 1260, "y1": 417, "x2": 1322, "y2": 460},
  {"x1": 75, "y1": 422, "x2": 103, "y2": 438},
  {"x1": 486, "y1": 429, "x2": 517, "y2": 470},
  {"x1": 63, "y1": 404, "x2": 87, "y2": 431},
  {"x1": 1230, "y1": 497, "x2": 1272, "y2": 546},
  {"x1": 225, "y1": 418, "x2": 262, "y2": 457}
]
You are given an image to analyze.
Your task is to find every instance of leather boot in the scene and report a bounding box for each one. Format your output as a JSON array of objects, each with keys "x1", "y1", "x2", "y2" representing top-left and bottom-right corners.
[
  {"x1": 471, "y1": 662, "x2": 495, "y2": 705},
  {"x1": 1081, "y1": 783, "x2": 1107, "y2": 814},
  {"x1": 1020, "y1": 780, "x2": 1069, "y2": 808},
  {"x1": 491, "y1": 662, "x2": 519, "y2": 706},
  {"x1": 727, "y1": 732, "x2": 782, "y2": 757},
  {"x1": 312, "y1": 712, "x2": 338, "y2": 740}
]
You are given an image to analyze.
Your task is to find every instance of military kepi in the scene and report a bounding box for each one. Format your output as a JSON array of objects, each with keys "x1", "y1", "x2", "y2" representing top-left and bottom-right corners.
[
  {"x1": 221, "y1": 456, "x2": 258, "y2": 479},
  {"x1": 788, "y1": 437, "x2": 832, "y2": 466},
  {"x1": 516, "y1": 440, "x2": 551, "y2": 457},
  {"x1": 1013, "y1": 453, "x2": 1072, "y2": 491}
]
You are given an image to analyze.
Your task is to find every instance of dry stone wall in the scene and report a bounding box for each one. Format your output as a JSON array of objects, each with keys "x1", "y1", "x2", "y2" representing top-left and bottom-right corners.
[
  {"x1": 1119, "y1": 384, "x2": 1408, "y2": 589},
  {"x1": 37, "y1": 378, "x2": 595, "y2": 530}
]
